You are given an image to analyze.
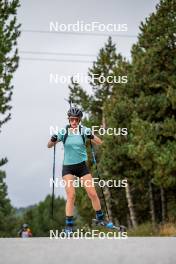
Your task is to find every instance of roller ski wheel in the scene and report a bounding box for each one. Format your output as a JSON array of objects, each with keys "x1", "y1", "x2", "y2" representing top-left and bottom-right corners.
[{"x1": 92, "y1": 218, "x2": 126, "y2": 232}]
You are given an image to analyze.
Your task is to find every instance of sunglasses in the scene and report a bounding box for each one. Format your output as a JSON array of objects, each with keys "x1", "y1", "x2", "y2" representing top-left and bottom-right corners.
[{"x1": 69, "y1": 117, "x2": 80, "y2": 122}]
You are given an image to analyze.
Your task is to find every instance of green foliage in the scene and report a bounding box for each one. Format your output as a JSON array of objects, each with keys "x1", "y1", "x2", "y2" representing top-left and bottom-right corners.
[
  {"x1": 18, "y1": 195, "x2": 66, "y2": 237},
  {"x1": 1, "y1": 0, "x2": 176, "y2": 236},
  {"x1": 68, "y1": 0, "x2": 176, "y2": 229},
  {"x1": 0, "y1": 0, "x2": 21, "y2": 128},
  {"x1": 0, "y1": 170, "x2": 18, "y2": 237},
  {"x1": 130, "y1": 0, "x2": 176, "y2": 190},
  {"x1": 0, "y1": 0, "x2": 20, "y2": 237},
  {"x1": 127, "y1": 222, "x2": 158, "y2": 236}
]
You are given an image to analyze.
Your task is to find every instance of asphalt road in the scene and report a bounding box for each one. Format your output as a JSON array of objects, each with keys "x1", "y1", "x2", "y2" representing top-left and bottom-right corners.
[{"x1": 0, "y1": 237, "x2": 175, "y2": 264}]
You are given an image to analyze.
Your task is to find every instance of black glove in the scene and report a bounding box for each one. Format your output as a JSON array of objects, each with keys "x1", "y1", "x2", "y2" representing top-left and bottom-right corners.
[
  {"x1": 87, "y1": 134, "x2": 94, "y2": 139},
  {"x1": 51, "y1": 134, "x2": 58, "y2": 142}
]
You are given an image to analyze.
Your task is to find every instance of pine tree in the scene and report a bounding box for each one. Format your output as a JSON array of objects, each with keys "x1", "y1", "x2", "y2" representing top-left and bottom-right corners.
[
  {"x1": 0, "y1": 0, "x2": 20, "y2": 129},
  {"x1": 0, "y1": 0, "x2": 20, "y2": 236},
  {"x1": 99, "y1": 57, "x2": 140, "y2": 227},
  {"x1": 129, "y1": 0, "x2": 176, "y2": 223},
  {"x1": 67, "y1": 0, "x2": 176, "y2": 230},
  {"x1": 88, "y1": 36, "x2": 120, "y2": 122},
  {"x1": 68, "y1": 38, "x2": 135, "y2": 226}
]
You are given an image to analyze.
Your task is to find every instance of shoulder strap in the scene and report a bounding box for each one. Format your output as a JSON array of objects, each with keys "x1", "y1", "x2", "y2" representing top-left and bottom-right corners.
[
  {"x1": 79, "y1": 125, "x2": 85, "y2": 145},
  {"x1": 63, "y1": 125, "x2": 86, "y2": 145},
  {"x1": 63, "y1": 125, "x2": 70, "y2": 144}
]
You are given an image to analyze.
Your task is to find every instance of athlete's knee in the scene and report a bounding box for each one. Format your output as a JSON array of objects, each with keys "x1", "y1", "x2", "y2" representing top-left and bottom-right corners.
[
  {"x1": 66, "y1": 191, "x2": 76, "y2": 202},
  {"x1": 87, "y1": 190, "x2": 98, "y2": 200}
]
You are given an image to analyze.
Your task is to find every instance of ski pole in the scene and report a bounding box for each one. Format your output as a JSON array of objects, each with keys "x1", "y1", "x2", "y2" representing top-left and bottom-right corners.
[
  {"x1": 51, "y1": 144, "x2": 56, "y2": 218},
  {"x1": 90, "y1": 140, "x2": 110, "y2": 222}
]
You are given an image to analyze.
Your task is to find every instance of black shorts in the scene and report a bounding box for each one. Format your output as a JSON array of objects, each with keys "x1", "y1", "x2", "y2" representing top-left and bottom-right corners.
[{"x1": 62, "y1": 161, "x2": 90, "y2": 178}]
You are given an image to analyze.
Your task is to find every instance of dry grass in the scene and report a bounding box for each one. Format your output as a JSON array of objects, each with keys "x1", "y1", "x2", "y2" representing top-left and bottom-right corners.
[
  {"x1": 159, "y1": 223, "x2": 176, "y2": 236},
  {"x1": 127, "y1": 222, "x2": 176, "y2": 236}
]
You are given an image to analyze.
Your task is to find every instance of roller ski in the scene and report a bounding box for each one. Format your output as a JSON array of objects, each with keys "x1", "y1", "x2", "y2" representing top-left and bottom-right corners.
[{"x1": 92, "y1": 218, "x2": 126, "y2": 232}]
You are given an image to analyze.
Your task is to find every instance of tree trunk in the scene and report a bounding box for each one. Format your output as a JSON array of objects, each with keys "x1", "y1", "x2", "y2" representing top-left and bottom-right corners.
[
  {"x1": 103, "y1": 186, "x2": 113, "y2": 221},
  {"x1": 149, "y1": 181, "x2": 156, "y2": 228},
  {"x1": 125, "y1": 178, "x2": 137, "y2": 228},
  {"x1": 127, "y1": 213, "x2": 132, "y2": 229},
  {"x1": 160, "y1": 187, "x2": 167, "y2": 223}
]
